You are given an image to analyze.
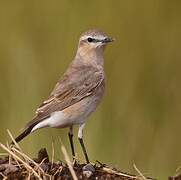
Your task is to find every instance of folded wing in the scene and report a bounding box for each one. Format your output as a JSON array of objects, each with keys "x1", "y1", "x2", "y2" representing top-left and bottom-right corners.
[{"x1": 26, "y1": 65, "x2": 104, "y2": 130}]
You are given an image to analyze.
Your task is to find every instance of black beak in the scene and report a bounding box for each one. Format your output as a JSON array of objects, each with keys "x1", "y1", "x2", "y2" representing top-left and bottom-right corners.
[{"x1": 102, "y1": 37, "x2": 115, "y2": 43}]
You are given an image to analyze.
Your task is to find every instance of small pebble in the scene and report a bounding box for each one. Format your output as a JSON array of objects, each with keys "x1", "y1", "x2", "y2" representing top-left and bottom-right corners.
[
  {"x1": 83, "y1": 163, "x2": 95, "y2": 172},
  {"x1": 83, "y1": 163, "x2": 95, "y2": 178}
]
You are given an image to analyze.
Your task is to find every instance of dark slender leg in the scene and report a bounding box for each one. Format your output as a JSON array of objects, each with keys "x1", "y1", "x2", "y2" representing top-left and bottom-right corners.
[
  {"x1": 68, "y1": 127, "x2": 75, "y2": 159},
  {"x1": 78, "y1": 137, "x2": 89, "y2": 164},
  {"x1": 78, "y1": 123, "x2": 90, "y2": 163}
]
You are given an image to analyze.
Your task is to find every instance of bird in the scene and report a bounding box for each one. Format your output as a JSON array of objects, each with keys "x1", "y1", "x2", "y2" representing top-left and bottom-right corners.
[{"x1": 13, "y1": 29, "x2": 114, "y2": 163}]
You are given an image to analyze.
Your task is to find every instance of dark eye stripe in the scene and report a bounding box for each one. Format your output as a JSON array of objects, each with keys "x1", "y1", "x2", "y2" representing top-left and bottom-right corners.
[{"x1": 87, "y1": 37, "x2": 103, "y2": 43}]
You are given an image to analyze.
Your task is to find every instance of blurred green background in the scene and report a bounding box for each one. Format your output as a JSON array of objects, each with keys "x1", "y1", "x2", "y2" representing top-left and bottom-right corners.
[{"x1": 0, "y1": 0, "x2": 181, "y2": 179}]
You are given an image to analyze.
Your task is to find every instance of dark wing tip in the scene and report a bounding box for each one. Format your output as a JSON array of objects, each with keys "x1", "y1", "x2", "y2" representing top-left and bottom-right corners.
[{"x1": 11, "y1": 127, "x2": 32, "y2": 145}]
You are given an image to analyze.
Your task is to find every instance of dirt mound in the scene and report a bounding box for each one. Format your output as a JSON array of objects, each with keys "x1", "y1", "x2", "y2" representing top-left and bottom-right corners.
[{"x1": 0, "y1": 146, "x2": 155, "y2": 180}]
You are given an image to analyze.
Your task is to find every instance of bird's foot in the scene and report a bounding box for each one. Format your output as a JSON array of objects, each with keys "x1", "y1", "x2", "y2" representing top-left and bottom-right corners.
[{"x1": 72, "y1": 157, "x2": 79, "y2": 167}]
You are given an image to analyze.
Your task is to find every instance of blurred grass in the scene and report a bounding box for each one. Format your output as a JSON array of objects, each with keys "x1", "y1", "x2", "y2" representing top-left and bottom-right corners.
[{"x1": 0, "y1": 0, "x2": 181, "y2": 179}]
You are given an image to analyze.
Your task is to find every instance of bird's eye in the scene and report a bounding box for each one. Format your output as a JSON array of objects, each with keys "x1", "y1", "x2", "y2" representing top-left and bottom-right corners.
[{"x1": 87, "y1": 37, "x2": 93, "y2": 42}]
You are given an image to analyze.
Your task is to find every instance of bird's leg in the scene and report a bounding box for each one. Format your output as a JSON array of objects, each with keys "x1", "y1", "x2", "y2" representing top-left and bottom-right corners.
[
  {"x1": 78, "y1": 123, "x2": 90, "y2": 164},
  {"x1": 68, "y1": 126, "x2": 75, "y2": 161}
]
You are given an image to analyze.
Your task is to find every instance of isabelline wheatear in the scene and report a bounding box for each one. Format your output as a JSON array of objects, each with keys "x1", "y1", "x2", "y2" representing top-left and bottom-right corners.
[{"x1": 14, "y1": 29, "x2": 114, "y2": 163}]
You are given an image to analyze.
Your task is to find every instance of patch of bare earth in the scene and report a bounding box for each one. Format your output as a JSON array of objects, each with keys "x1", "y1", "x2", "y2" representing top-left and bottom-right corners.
[
  {"x1": 0, "y1": 144, "x2": 155, "y2": 180},
  {"x1": 0, "y1": 131, "x2": 175, "y2": 180}
]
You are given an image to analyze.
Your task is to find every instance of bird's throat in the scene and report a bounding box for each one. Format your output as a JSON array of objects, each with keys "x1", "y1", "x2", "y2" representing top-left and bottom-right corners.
[{"x1": 76, "y1": 46, "x2": 104, "y2": 67}]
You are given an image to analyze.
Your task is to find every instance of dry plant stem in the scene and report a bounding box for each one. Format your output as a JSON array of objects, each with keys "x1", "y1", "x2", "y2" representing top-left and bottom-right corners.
[
  {"x1": 6, "y1": 142, "x2": 12, "y2": 165},
  {"x1": 61, "y1": 144, "x2": 78, "y2": 180},
  {"x1": 133, "y1": 164, "x2": 147, "y2": 180},
  {"x1": 53, "y1": 166, "x2": 63, "y2": 177},
  {"x1": 12, "y1": 147, "x2": 44, "y2": 174},
  {"x1": 102, "y1": 167, "x2": 137, "y2": 179},
  {"x1": 51, "y1": 141, "x2": 55, "y2": 169},
  {"x1": 175, "y1": 166, "x2": 181, "y2": 177},
  {"x1": 0, "y1": 143, "x2": 43, "y2": 180},
  {"x1": 27, "y1": 172, "x2": 31, "y2": 180},
  {"x1": 10, "y1": 150, "x2": 21, "y2": 169},
  {"x1": 0, "y1": 172, "x2": 7, "y2": 179},
  {"x1": 38, "y1": 158, "x2": 52, "y2": 179},
  {"x1": 7, "y1": 130, "x2": 28, "y2": 164},
  {"x1": 7, "y1": 129, "x2": 21, "y2": 151},
  {"x1": 0, "y1": 153, "x2": 8, "y2": 156}
]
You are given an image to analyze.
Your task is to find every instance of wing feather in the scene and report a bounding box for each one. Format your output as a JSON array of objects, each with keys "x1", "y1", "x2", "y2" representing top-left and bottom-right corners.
[{"x1": 25, "y1": 65, "x2": 104, "y2": 129}]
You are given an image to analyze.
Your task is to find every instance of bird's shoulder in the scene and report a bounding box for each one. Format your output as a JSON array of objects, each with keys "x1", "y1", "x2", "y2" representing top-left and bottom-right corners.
[{"x1": 50, "y1": 64, "x2": 104, "y2": 95}]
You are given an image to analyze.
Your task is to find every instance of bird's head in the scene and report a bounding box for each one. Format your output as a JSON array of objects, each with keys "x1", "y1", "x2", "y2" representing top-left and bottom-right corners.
[
  {"x1": 75, "y1": 29, "x2": 114, "y2": 66},
  {"x1": 78, "y1": 29, "x2": 114, "y2": 51}
]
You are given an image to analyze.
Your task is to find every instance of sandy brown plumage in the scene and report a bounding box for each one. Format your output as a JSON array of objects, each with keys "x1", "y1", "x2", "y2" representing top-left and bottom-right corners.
[
  {"x1": 15, "y1": 64, "x2": 105, "y2": 142},
  {"x1": 29, "y1": 65, "x2": 104, "y2": 129},
  {"x1": 14, "y1": 29, "x2": 113, "y2": 163}
]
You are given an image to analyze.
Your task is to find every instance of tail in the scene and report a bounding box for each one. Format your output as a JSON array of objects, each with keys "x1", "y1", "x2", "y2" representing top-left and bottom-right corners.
[
  {"x1": 12, "y1": 116, "x2": 48, "y2": 144},
  {"x1": 13, "y1": 126, "x2": 33, "y2": 144},
  {"x1": 12, "y1": 120, "x2": 40, "y2": 144}
]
